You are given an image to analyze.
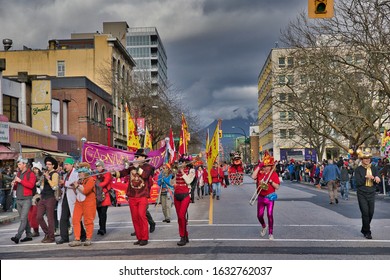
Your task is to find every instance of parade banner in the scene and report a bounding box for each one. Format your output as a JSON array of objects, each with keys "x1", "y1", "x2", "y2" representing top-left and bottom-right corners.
[{"x1": 82, "y1": 142, "x2": 166, "y2": 171}]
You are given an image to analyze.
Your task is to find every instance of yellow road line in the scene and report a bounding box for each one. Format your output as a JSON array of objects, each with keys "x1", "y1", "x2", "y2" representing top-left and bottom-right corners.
[{"x1": 209, "y1": 193, "x2": 213, "y2": 224}]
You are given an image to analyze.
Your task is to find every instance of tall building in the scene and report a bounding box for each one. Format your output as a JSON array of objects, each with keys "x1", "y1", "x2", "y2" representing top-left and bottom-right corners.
[{"x1": 125, "y1": 26, "x2": 168, "y2": 94}]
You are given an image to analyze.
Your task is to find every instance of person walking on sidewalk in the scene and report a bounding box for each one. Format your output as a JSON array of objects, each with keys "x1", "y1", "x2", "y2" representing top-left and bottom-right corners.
[
  {"x1": 322, "y1": 159, "x2": 341, "y2": 204},
  {"x1": 10, "y1": 157, "x2": 37, "y2": 244},
  {"x1": 355, "y1": 150, "x2": 381, "y2": 239}
]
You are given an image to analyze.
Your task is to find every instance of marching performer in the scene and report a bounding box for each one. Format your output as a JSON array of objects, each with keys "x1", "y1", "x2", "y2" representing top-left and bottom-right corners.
[
  {"x1": 173, "y1": 157, "x2": 195, "y2": 246},
  {"x1": 157, "y1": 163, "x2": 174, "y2": 223},
  {"x1": 229, "y1": 152, "x2": 244, "y2": 185},
  {"x1": 114, "y1": 148, "x2": 154, "y2": 246},
  {"x1": 252, "y1": 151, "x2": 280, "y2": 240},
  {"x1": 95, "y1": 160, "x2": 113, "y2": 236}
]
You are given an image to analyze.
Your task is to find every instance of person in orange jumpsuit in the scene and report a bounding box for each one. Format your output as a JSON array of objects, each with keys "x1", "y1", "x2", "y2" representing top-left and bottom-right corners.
[{"x1": 69, "y1": 163, "x2": 96, "y2": 247}]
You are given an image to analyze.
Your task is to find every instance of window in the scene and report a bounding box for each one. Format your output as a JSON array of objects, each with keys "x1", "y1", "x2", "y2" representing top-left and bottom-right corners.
[
  {"x1": 287, "y1": 75, "x2": 294, "y2": 85},
  {"x1": 87, "y1": 98, "x2": 92, "y2": 119},
  {"x1": 280, "y1": 112, "x2": 287, "y2": 122},
  {"x1": 279, "y1": 93, "x2": 287, "y2": 102},
  {"x1": 3, "y1": 95, "x2": 18, "y2": 122},
  {"x1": 288, "y1": 129, "x2": 295, "y2": 138},
  {"x1": 57, "y1": 61, "x2": 65, "y2": 77},
  {"x1": 300, "y1": 75, "x2": 307, "y2": 84},
  {"x1": 287, "y1": 57, "x2": 294, "y2": 67},
  {"x1": 288, "y1": 112, "x2": 294, "y2": 121},
  {"x1": 93, "y1": 102, "x2": 99, "y2": 123},
  {"x1": 280, "y1": 129, "x2": 287, "y2": 139},
  {"x1": 278, "y1": 75, "x2": 286, "y2": 85},
  {"x1": 52, "y1": 99, "x2": 60, "y2": 132},
  {"x1": 278, "y1": 57, "x2": 286, "y2": 68}
]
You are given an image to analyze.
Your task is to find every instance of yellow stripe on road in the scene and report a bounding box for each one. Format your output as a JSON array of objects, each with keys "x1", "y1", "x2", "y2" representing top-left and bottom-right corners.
[{"x1": 209, "y1": 193, "x2": 213, "y2": 224}]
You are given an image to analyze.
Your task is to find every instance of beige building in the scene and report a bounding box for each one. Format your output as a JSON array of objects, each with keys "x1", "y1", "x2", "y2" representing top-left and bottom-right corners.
[{"x1": 0, "y1": 28, "x2": 136, "y2": 150}]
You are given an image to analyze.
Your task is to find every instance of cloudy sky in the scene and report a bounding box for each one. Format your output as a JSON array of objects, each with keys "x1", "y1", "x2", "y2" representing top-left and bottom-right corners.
[{"x1": 0, "y1": 0, "x2": 306, "y2": 127}]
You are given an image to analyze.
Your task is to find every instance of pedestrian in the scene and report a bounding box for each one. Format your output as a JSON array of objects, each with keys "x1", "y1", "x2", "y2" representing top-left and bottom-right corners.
[
  {"x1": 114, "y1": 148, "x2": 155, "y2": 246},
  {"x1": 355, "y1": 150, "x2": 381, "y2": 239},
  {"x1": 173, "y1": 157, "x2": 195, "y2": 246},
  {"x1": 210, "y1": 161, "x2": 224, "y2": 200},
  {"x1": 340, "y1": 161, "x2": 351, "y2": 200},
  {"x1": 37, "y1": 156, "x2": 59, "y2": 243},
  {"x1": 10, "y1": 157, "x2": 37, "y2": 244},
  {"x1": 322, "y1": 159, "x2": 341, "y2": 204},
  {"x1": 252, "y1": 151, "x2": 280, "y2": 240},
  {"x1": 196, "y1": 165, "x2": 206, "y2": 199},
  {"x1": 56, "y1": 158, "x2": 87, "y2": 245},
  {"x1": 95, "y1": 160, "x2": 113, "y2": 236},
  {"x1": 222, "y1": 161, "x2": 230, "y2": 186},
  {"x1": 157, "y1": 163, "x2": 174, "y2": 223},
  {"x1": 69, "y1": 162, "x2": 96, "y2": 247}
]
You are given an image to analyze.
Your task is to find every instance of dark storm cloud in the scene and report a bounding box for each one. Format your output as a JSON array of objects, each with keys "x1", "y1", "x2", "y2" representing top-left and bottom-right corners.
[{"x1": 0, "y1": 0, "x2": 308, "y2": 126}]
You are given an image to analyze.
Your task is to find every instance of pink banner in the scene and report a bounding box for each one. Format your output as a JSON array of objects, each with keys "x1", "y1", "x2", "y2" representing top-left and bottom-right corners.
[{"x1": 82, "y1": 142, "x2": 166, "y2": 171}]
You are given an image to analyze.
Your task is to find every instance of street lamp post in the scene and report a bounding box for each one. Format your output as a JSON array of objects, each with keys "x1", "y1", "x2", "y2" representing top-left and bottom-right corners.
[
  {"x1": 105, "y1": 117, "x2": 112, "y2": 147},
  {"x1": 80, "y1": 137, "x2": 87, "y2": 162},
  {"x1": 232, "y1": 126, "x2": 247, "y2": 164}
]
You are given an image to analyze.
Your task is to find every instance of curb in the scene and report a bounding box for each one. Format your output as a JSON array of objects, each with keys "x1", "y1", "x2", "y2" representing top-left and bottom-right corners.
[{"x1": 0, "y1": 212, "x2": 19, "y2": 224}]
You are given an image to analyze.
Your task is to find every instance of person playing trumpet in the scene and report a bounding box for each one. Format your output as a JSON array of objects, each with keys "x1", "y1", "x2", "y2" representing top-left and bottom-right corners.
[{"x1": 251, "y1": 151, "x2": 280, "y2": 240}]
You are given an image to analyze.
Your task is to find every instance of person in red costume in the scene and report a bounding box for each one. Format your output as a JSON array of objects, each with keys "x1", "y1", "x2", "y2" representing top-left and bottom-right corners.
[
  {"x1": 95, "y1": 160, "x2": 112, "y2": 236},
  {"x1": 173, "y1": 156, "x2": 195, "y2": 246},
  {"x1": 229, "y1": 153, "x2": 244, "y2": 185},
  {"x1": 252, "y1": 151, "x2": 280, "y2": 240},
  {"x1": 114, "y1": 148, "x2": 154, "y2": 246}
]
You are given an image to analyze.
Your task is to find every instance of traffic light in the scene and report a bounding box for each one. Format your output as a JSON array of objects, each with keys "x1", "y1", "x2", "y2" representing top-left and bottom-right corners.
[
  {"x1": 308, "y1": 0, "x2": 334, "y2": 19},
  {"x1": 219, "y1": 130, "x2": 223, "y2": 138}
]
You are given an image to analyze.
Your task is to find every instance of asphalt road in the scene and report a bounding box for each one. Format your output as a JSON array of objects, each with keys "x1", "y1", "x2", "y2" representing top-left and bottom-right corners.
[{"x1": 1, "y1": 175, "x2": 390, "y2": 260}]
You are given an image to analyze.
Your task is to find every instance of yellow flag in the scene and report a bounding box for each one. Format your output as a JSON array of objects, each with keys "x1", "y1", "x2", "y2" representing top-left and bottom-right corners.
[
  {"x1": 144, "y1": 126, "x2": 153, "y2": 150},
  {"x1": 126, "y1": 106, "x2": 140, "y2": 151},
  {"x1": 207, "y1": 120, "x2": 221, "y2": 184}
]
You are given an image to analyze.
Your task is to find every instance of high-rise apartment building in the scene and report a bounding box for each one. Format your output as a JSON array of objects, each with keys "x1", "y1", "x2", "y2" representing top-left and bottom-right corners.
[{"x1": 125, "y1": 27, "x2": 168, "y2": 94}]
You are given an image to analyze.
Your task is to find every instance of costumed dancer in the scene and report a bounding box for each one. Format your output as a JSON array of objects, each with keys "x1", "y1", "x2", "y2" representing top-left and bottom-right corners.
[
  {"x1": 229, "y1": 152, "x2": 244, "y2": 185},
  {"x1": 114, "y1": 148, "x2": 155, "y2": 246},
  {"x1": 253, "y1": 151, "x2": 280, "y2": 240},
  {"x1": 69, "y1": 162, "x2": 96, "y2": 247},
  {"x1": 95, "y1": 160, "x2": 113, "y2": 236},
  {"x1": 57, "y1": 158, "x2": 86, "y2": 244},
  {"x1": 174, "y1": 156, "x2": 195, "y2": 246},
  {"x1": 157, "y1": 163, "x2": 174, "y2": 223},
  {"x1": 355, "y1": 149, "x2": 381, "y2": 239}
]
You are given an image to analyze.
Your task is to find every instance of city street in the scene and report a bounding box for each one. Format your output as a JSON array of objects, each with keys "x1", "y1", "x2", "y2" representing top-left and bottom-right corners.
[{"x1": 1, "y1": 175, "x2": 390, "y2": 260}]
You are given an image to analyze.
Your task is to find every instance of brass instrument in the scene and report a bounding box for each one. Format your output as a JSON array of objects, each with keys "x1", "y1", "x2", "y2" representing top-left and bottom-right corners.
[{"x1": 249, "y1": 165, "x2": 276, "y2": 206}]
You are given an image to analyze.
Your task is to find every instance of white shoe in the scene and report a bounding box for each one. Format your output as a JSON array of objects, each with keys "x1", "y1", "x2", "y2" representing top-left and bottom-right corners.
[
  {"x1": 260, "y1": 226, "x2": 268, "y2": 237},
  {"x1": 68, "y1": 226, "x2": 73, "y2": 235},
  {"x1": 269, "y1": 234, "x2": 274, "y2": 240}
]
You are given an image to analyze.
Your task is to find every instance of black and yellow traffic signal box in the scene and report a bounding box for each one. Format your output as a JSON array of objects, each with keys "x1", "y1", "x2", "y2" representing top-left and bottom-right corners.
[{"x1": 308, "y1": 0, "x2": 334, "y2": 19}]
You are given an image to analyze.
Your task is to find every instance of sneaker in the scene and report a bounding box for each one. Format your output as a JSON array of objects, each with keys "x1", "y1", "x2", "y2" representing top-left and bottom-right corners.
[
  {"x1": 83, "y1": 239, "x2": 92, "y2": 246},
  {"x1": 54, "y1": 229, "x2": 60, "y2": 236},
  {"x1": 68, "y1": 240, "x2": 82, "y2": 247},
  {"x1": 68, "y1": 226, "x2": 73, "y2": 235},
  {"x1": 260, "y1": 226, "x2": 268, "y2": 237},
  {"x1": 12, "y1": 208, "x2": 18, "y2": 212},
  {"x1": 269, "y1": 234, "x2": 274, "y2": 240}
]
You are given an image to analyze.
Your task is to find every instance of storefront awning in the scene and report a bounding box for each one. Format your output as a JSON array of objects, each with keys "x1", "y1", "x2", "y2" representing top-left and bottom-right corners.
[
  {"x1": 0, "y1": 144, "x2": 18, "y2": 160},
  {"x1": 22, "y1": 147, "x2": 71, "y2": 161}
]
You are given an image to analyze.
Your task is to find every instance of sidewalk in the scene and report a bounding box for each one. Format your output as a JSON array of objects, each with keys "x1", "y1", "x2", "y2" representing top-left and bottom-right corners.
[{"x1": 0, "y1": 210, "x2": 19, "y2": 224}]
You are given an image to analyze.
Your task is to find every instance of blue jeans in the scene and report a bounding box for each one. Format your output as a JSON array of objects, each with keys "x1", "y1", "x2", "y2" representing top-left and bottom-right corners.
[
  {"x1": 212, "y1": 182, "x2": 221, "y2": 197},
  {"x1": 340, "y1": 180, "x2": 350, "y2": 199},
  {"x1": 204, "y1": 184, "x2": 210, "y2": 195},
  {"x1": 350, "y1": 176, "x2": 357, "y2": 191}
]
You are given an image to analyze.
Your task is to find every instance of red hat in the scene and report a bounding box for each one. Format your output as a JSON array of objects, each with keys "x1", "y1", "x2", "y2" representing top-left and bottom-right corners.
[{"x1": 263, "y1": 151, "x2": 275, "y2": 166}]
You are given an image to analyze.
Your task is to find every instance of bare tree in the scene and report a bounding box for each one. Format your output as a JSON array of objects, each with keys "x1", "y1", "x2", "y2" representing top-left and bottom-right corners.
[{"x1": 277, "y1": 0, "x2": 390, "y2": 155}]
